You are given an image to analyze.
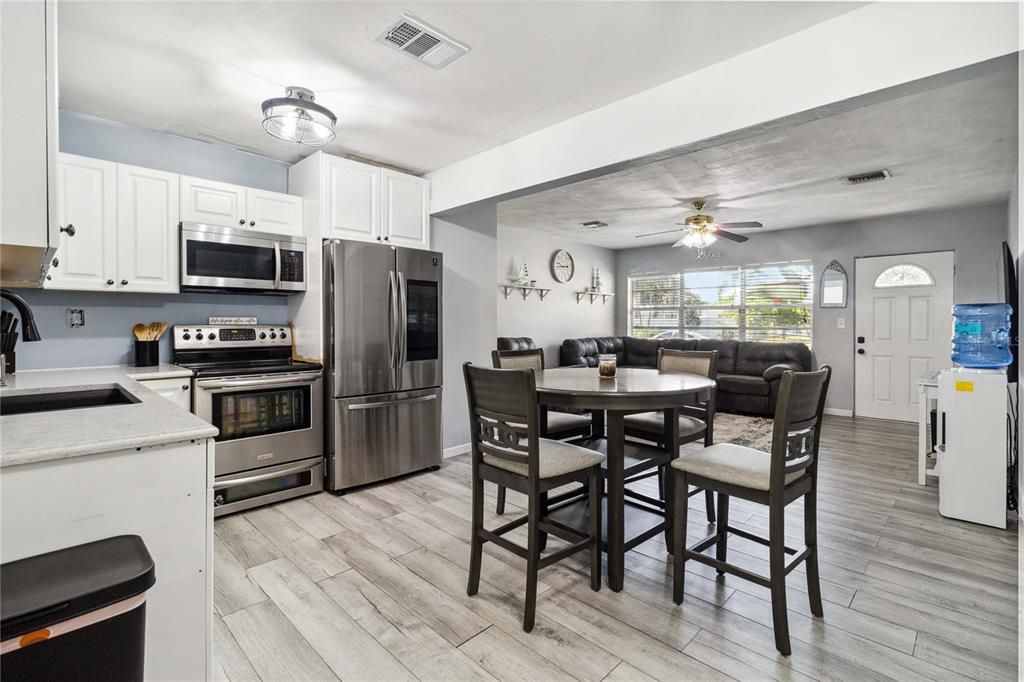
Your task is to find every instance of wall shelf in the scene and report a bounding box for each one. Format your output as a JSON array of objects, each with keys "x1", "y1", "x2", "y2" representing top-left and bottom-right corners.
[
  {"x1": 501, "y1": 284, "x2": 551, "y2": 301},
  {"x1": 576, "y1": 291, "x2": 615, "y2": 304}
]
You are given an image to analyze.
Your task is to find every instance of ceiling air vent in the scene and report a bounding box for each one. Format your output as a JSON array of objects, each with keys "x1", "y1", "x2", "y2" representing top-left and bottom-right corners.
[
  {"x1": 842, "y1": 169, "x2": 892, "y2": 186},
  {"x1": 377, "y1": 14, "x2": 469, "y2": 69}
]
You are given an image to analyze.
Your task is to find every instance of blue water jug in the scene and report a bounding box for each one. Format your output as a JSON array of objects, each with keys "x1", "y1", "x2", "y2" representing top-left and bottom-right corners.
[{"x1": 951, "y1": 303, "x2": 1012, "y2": 368}]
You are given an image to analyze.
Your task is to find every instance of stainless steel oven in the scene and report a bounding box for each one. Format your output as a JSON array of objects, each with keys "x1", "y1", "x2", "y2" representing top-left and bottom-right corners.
[
  {"x1": 180, "y1": 222, "x2": 307, "y2": 293},
  {"x1": 193, "y1": 366, "x2": 323, "y2": 516}
]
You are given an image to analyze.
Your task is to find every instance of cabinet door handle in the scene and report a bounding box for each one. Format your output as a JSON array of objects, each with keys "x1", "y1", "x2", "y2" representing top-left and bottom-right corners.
[
  {"x1": 376, "y1": 236, "x2": 382, "y2": 241},
  {"x1": 239, "y1": 219, "x2": 246, "y2": 225},
  {"x1": 120, "y1": 279, "x2": 128, "y2": 286},
  {"x1": 384, "y1": 235, "x2": 390, "y2": 241},
  {"x1": 106, "y1": 279, "x2": 114, "y2": 286},
  {"x1": 249, "y1": 220, "x2": 256, "y2": 226},
  {"x1": 60, "y1": 224, "x2": 76, "y2": 236},
  {"x1": 51, "y1": 257, "x2": 59, "y2": 267},
  {"x1": 182, "y1": 385, "x2": 189, "y2": 391}
]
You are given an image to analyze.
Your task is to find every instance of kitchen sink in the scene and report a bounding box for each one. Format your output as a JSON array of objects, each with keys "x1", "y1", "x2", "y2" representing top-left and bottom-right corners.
[{"x1": 0, "y1": 385, "x2": 142, "y2": 416}]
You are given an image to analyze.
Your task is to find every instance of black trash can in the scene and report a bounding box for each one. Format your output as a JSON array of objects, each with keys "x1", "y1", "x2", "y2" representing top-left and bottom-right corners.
[{"x1": 1, "y1": 535, "x2": 156, "y2": 682}]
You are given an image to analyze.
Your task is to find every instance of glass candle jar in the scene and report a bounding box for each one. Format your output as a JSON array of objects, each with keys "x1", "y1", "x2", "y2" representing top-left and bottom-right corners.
[{"x1": 598, "y1": 353, "x2": 617, "y2": 378}]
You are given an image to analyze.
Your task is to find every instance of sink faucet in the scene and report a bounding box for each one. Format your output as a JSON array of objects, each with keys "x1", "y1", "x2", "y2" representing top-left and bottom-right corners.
[{"x1": 1, "y1": 289, "x2": 42, "y2": 386}]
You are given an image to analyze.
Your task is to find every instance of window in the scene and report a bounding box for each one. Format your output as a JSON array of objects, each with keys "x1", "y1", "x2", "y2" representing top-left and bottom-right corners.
[
  {"x1": 628, "y1": 260, "x2": 813, "y2": 344},
  {"x1": 874, "y1": 264, "x2": 934, "y2": 288}
]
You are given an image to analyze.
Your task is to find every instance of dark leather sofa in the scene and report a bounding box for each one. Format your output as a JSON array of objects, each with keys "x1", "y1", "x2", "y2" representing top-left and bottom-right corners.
[{"x1": 560, "y1": 336, "x2": 812, "y2": 416}]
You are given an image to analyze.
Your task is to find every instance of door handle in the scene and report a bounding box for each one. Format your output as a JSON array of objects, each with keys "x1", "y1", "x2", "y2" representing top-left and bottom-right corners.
[
  {"x1": 857, "y1": 349, "x2": 865, "y2": 355},
  {"x1": 857, "y1": 336, "x2": 865, "y2": 344},
  {"x1": 387, "y1": 270, "x2": 399, "y2": 368},
  {"x1": 198, "y1": 374, "x2": 320, "y2": 389},
  {"x1": 347, "y1": 394, "x2": 437, "y2": 411},
  {"x1": 273, "y1": 242, "x2": 282, "y2": 290},
  {"x1": 397, "y1": 272, "x2": 408, "y2": 367},
  {"x1": 213, "y1": 459, "x2": 319, "y2": 489}
]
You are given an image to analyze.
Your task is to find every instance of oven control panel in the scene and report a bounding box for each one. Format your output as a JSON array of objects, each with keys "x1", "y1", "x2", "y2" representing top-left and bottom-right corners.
[{"x1": 173, "y1": 324, "x2": 291, "y2": 349}]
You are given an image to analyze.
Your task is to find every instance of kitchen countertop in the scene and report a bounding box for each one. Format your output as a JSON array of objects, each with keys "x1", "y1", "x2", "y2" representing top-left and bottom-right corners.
[{"x1": 0, "y1": 365, "x2": 217, "y2": 469}]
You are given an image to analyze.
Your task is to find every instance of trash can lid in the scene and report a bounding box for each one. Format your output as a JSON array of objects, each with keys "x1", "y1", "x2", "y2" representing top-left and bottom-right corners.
[{"x1": 1, "y1": 535, "x2": 156, "y2": 640}]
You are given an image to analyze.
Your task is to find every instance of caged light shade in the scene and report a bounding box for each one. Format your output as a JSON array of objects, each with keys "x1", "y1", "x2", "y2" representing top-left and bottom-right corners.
[{"x1": 261, "y1": 86, "x2": 337, "y2": 147}]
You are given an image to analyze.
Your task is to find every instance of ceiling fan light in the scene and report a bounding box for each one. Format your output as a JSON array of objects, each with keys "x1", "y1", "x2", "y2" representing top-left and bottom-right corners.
[
  {"x1": 680, "y1": 230, "x2": 716, "y2": 249},
  {"x1": 261, "y1": 86, "x2": 337, "y2": 147}
]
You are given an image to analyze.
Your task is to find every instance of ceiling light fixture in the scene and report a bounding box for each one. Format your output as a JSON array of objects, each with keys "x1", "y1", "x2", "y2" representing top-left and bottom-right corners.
[
  {"x1": 261, "y1": 86, "x2": 336, "y2": 147},
  {"x1": 678, "y1": 227, "x2": 717, "y2": 250}
]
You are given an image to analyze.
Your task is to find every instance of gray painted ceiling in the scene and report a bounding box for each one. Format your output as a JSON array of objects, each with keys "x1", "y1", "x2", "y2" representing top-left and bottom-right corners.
[
  {"x1": 497, "y1": 68, "x2": 1018, "y2": 250},
  {"x1": 56, "y1": 1, "x2": 859, "y2": 174}
]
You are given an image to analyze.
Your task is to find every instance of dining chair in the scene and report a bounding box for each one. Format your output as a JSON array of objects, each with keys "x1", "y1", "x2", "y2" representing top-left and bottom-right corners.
[
  {"x1": 623, "y1": 348, "x2": 718, "y2": 523},
  {"x1": 491, "y1": 348, "x2": 594, "y2": 515},
  {"x1": 670, "y1": 365, "x2": 832, "y2": 656},
  {"x1": 463, "y1": 362, "x2": 603, "y2": 631}
]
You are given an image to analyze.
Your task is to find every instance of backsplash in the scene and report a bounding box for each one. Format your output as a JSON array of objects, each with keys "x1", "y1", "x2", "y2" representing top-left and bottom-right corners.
[{"x1": 4, "y1": 288, "x2": 289, "y2": 370}]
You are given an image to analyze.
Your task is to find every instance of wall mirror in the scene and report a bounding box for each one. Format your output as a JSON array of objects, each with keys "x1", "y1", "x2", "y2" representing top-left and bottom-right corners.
[{"x1": 820, "y1": 260, "x2": 848, "y2": 308}]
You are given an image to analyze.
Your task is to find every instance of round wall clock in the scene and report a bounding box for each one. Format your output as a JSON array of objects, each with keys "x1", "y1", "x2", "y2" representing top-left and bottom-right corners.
[{"x1": 551, "y1": 249, "x2": 575, "y2": 283}]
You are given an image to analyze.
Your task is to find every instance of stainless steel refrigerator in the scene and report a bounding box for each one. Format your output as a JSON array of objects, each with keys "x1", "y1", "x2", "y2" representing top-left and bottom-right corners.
[{"x1": 324, "y1": 239, "x2": 443, "y2": 491}]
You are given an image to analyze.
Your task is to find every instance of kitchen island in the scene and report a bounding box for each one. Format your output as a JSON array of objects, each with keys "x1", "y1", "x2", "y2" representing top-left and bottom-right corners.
[{"x1": 1, "y1": 365, "x2": 217, "y2": 681}]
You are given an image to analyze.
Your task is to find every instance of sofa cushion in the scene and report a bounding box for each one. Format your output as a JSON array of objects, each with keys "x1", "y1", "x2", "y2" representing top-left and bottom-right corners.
[
  {"x1": 696, "y1": 339, "x2": 738, "y2": 375},
  {"x1": 659, "y1": 338, "x2": 699, "y2": 353},
  {"x1": 734, "y1": 342, "x2": 812, "y2": 377},
  {"x1": 497, "y1": 337, "x2": 537, "y2": 351},
  {"x1": 717, "y1": 373, "x2": 771, "y2": 396},
  {"x1": 623, "y1": 336, "x2": 660, "y2": 367},
  {"x1": 560, "y1": 337, "x2": 625, "y2": 367}
]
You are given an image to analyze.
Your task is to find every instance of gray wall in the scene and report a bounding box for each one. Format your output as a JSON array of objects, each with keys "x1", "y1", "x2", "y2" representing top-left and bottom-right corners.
[
  {"x1": 433, "y1": 203, "x2": 498, "y2": 450},
  {"x1": 5, "y1": 112, "x2": 291, "y2": 370},
  {"x1": 496, "y1": 225, "x2": 616, "y2": 366},
  {"x1": 615, "y1": 202, "x2": 1009, "y2": 412},
  {"x1": 59, "y1": 110, "x2": 288, "y2": 192}
]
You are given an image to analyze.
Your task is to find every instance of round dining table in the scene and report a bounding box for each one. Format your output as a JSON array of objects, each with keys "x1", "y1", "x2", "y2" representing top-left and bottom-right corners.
[{"x1": 534, "y1": 366, "x2": 715, "y2": 591}]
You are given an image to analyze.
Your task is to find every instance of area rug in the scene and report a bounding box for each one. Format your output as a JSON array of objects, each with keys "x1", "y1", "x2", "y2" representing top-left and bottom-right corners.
[{"x1": 709, "y1": 412, "x2": 774, "y2": 451}]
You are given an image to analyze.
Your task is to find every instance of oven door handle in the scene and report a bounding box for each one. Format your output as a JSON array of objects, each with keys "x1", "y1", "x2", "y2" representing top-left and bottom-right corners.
[
  {"x1": 347, "y1": 393, "x2": 437, "y2": 411},
  {"x1": 213, "y1": 459, "x2": 320, "y2": 490},
  {"x1": 197, "y1": 374, "x2": 321, "y2": 389},
  {"x1": 273, "y1": 241, "x2": 282, "y2": 290}
]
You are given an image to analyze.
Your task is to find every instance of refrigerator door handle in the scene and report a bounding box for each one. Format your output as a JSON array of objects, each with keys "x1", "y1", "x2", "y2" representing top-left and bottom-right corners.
[
  {"x1": 398, "y1": 272, "x2": 408, "y2": 366},
  {"x1": 387, "y1": 270, "x2": 398, "y2": 368}
]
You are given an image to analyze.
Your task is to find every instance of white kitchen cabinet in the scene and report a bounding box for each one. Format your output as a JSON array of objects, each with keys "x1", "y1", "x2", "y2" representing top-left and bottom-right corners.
[
  {"x1": 46, "y1": 154, "x2": 117, "y2": 291},
  {"x1": 382, "y1": 169, "x2": 429, "y2": 248},
  {"x1": 117, "y1": 164, "x2": 180, "y2": 293},
  {"x1": 180, "y1": 175, "x2": 246, "y2": 227},
  {"x1": 324, "y1": 155, "x2": 381, "y2": 241},
  {"x1": 137, "y1": 376, "x2": 192, "y2": 410},
  {"x1": 289, "y1": 151, "x2": 430, "y2": 249},
  {"x1": 246, "y1": 188, "x2": 303, "y2": 236},
  {"x1": 181, "y1": 175, "x2": 302, "y2": 236}
]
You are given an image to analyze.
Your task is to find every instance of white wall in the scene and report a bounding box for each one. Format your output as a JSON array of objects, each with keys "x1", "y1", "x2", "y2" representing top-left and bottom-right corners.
[
  {"x1": 496, "y1": 226, "x2": 616, "y2": 366},
  {"x1": 615, "y1": 203, "x2": 1009, "y2": 413},
  {"x1": 432, "y1": 204, "x2": 498, "y2": 451}
]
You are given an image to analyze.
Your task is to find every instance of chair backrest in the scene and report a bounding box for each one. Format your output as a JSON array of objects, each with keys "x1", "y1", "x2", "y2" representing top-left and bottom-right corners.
[
  {"x1": 492, "y1": 348, "x2": 545, "y2": 372},
  {"x1": 657, "y1": 348, "x2": 719, "y2": 380},
  {"x1": 769, "y1": 365, "x2": 832, "y2": 488},
  {"x1": 463, "y1": 362, "x2": 538, "y2": 475}
]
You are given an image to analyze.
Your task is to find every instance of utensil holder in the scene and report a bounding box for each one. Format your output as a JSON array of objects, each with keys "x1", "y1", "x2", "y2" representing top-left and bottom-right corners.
[
  {"x1": 2, "y1": 351, "x2": 15, "y2": 375},
  {"x1": 134, "y1": 340, "x2": 159, "y2": 367}
]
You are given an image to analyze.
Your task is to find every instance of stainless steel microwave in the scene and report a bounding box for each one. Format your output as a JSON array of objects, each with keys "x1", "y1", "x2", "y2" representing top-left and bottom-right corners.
[{"x1": 180, "y1": 222, "x2": 307, "y2": 293}]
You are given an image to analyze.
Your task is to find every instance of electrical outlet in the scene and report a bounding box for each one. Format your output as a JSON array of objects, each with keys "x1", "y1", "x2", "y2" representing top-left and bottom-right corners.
[
  {"x1": 67, "y1": 309, "x2": 85, "y2": 328},
  {"x1": 837, "y1": 317, "x2": 846, "y2": 329}
]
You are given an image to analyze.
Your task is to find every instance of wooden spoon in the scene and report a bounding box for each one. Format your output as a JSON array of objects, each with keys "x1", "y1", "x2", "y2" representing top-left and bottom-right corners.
[
  {"x1": 133, "y1": 323, "x2": 147, "y2": 341},
  {"x1": 148, "y1": 322, "x2": 162, "y2": 341}
]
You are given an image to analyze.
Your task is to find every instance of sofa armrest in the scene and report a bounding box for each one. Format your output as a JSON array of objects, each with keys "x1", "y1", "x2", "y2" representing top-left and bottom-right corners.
[{"x1": 763, "y1": 363, "x2": 801, "y2": 382}]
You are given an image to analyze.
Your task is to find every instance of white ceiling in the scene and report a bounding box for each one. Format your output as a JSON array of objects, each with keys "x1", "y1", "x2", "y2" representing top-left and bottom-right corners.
[
  {"x1": 57, "y1": 1, "x2": 860, "y2": 174},
  {"x1": 497, "y1": 67, "x2": 1019, "y2": 249}
]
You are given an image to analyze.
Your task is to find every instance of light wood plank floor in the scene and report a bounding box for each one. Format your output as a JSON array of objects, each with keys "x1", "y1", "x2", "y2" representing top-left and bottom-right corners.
[{"x1": 213, "y1": 416, "x2": 1019, "y2": 681}]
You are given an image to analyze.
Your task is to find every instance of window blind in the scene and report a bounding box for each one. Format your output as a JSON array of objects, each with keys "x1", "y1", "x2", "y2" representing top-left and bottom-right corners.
[{"x1": 627, "y1": 261, "x2": 813, "y2": 344}]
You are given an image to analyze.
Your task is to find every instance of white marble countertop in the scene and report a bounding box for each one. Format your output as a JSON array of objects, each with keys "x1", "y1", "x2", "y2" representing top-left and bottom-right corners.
[{"x1": 0, "y1": 365, "x2": 217, "y2": 468}]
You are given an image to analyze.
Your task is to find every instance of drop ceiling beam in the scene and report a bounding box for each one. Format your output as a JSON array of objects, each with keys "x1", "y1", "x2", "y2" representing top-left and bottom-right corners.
[{"x1": 427, "y1": 2, "x2": 1018, "y2": 215}]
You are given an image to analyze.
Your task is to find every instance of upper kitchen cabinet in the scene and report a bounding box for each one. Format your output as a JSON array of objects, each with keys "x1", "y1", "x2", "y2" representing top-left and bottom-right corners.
[
  {"x1": 0, "y1": 0, "x2": 59, "y2": 287},
  {"x1": 180, "y1": 175, "x2": 302, "y2": 236},
  {"x1": 116, "y1": 164, "x2": 180, "y2": 293},
  {"x1": 47, "y1": 156, "x2": 180, "y2": 293},
  {"x1": 46, "y1": 154, "x2": 117, "y2": 291},
  {"x1": 289, "y1": 152, "x2": 431, "y2": 250},
  {"x1": 381, "y1": 169, "x2": 429, "y2": 248}
]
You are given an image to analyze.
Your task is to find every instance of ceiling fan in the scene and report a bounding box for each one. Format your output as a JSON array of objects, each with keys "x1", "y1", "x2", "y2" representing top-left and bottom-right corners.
[{"x1": 635, "y1": 201, "x2": 763, "y2": 249}]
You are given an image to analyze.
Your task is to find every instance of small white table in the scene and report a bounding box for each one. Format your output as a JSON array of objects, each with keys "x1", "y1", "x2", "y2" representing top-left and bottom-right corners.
[{"x1": 917, "y1": 370, "x2": 940, "y2": 485}]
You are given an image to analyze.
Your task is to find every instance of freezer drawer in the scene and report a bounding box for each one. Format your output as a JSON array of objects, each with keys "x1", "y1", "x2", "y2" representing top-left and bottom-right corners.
[{"x1": 329, "y1": 387, "x2": 442, "y2": 490}]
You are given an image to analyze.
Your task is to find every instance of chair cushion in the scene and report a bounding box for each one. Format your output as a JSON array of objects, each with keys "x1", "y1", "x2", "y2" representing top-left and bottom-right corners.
[
  {"x1": 670, "y1": 442, "x2": 803, "y2": 491},
  {"x1": 716, "y1": 373, "x2": 771, "y2": 396},
  {"x1": 546, "y1": 411, "x2": 592, "y2": 434},
  {"x1": 484, "y1": 439, "x2": 605, "y2": 479},
  {"x1": 623, "y1": 412, "x2": 706, "y2": 438}
]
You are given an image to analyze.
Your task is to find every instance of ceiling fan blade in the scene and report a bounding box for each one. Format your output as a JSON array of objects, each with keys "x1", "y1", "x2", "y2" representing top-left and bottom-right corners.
[
  {"x1": 716, "y1": 221, "x2": 763, "y2": 229},
  {"x1": 635, "y1": 227, "x2": 686, "y2": 238},
  {"x1": 714, "y1": 230, "x2": 749, "y2": 243}
]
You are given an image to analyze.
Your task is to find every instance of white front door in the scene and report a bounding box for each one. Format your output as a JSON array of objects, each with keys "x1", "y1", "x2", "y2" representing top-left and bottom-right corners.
[{"x1": 855, "y1": 252, "x2": 954, "y2": 421}]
